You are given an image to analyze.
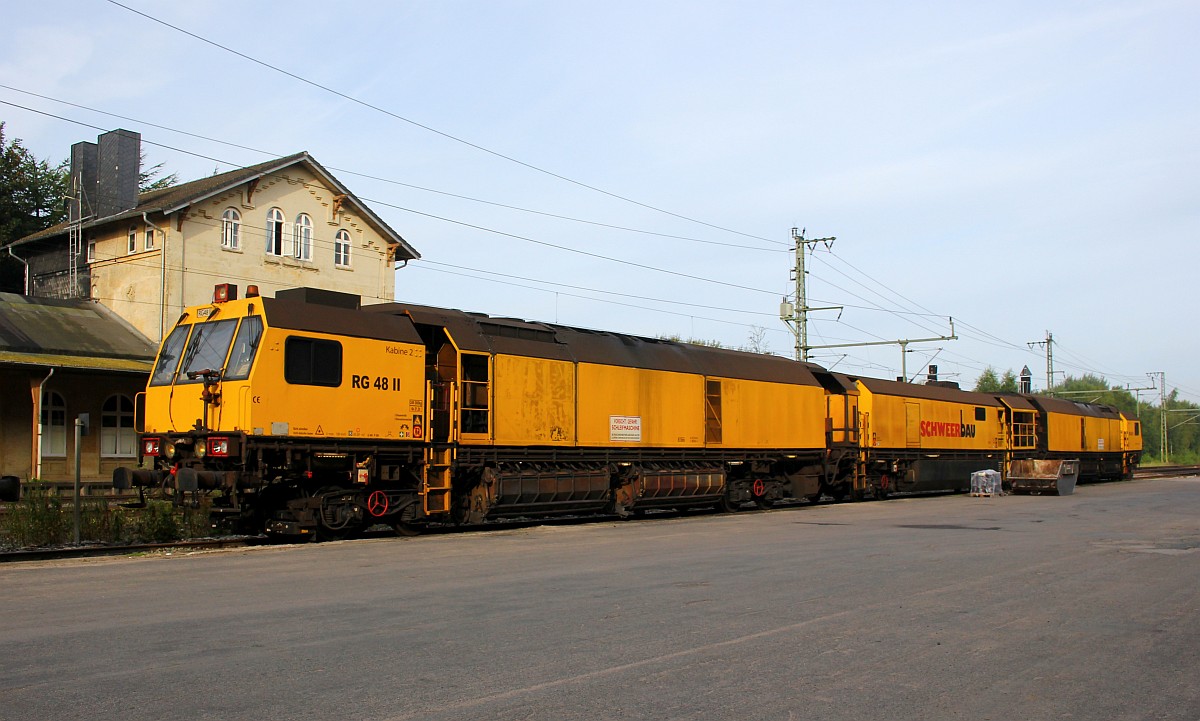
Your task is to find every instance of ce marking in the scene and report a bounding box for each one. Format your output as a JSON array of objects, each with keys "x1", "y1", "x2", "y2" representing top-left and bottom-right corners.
[{"x1": 252, "y1": 396, "x2": 263, "y2": 403}]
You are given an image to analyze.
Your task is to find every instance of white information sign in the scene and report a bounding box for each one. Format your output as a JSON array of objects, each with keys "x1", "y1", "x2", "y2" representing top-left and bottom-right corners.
[{"x1": 610, "y1": 415, "x2": 642, "y2": 442}]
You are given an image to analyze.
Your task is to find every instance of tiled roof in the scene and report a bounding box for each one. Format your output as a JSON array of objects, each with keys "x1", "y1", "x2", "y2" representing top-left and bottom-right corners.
[{"x1": 6, "y1": 152, "x2": 418, "y2": 260}]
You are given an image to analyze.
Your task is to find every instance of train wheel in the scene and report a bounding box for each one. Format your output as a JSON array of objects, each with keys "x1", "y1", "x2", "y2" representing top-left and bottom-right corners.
[
  {"x1": 392, "y1": 521, "x2": 422, "y2": 537},
  {"x1": 315, "y1": 486, "x2": 362, "y2": 541},
  {"x1": 719, "y1": 491, "x2": 742, "y2": 513}
]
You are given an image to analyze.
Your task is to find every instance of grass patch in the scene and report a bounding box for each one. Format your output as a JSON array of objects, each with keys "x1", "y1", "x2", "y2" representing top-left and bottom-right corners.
[{"x1": 0, "y1": 483, "x2": 213, "y2": 549}]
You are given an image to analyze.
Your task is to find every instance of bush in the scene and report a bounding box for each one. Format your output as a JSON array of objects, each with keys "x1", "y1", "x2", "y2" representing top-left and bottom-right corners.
[
  {"x1": 134, "y1": 501, "x2": 181, "y2": 543},
  {"x1": 1, "y1": 484, "x2": 68, "y2": 547},
  {"x1": 0, "y1": 485, "x2": 213, "y2": 549}
]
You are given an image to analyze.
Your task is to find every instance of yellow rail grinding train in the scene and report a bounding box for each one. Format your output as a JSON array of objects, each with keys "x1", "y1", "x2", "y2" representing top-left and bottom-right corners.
[{"x1": 114, "y1": 285, "x2": 1141, "y2": 539}]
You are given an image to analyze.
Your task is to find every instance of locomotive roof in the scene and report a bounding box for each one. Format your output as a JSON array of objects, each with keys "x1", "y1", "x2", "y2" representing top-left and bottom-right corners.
[
  {"x1": 995, "y1": 393, "x2": 1038, "y2": 411},
  {"x1": 855, "y1": 376, "x2": 1006, "y2": 406},
  {"x1": 262, "y1": 297, "x2": 423, "y2": 344},
  {"x1": 368, "y1": 302, "x2": 825, "y2": 385},
  {"x1": 1025, "y1": 395, "x2": 1122, "y2": 419}
]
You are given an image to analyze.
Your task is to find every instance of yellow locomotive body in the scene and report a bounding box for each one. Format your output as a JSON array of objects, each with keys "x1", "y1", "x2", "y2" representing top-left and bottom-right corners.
[
  {"x1": 1023, "y1": 396, "x2": 1140, "y2": 480},
  {"x1": 853, "y1": 378, "x2": 1007, "y2": 495},
  {"x1": 116, "y1": 286, "x2": 1141, "y2": 538},
  {"x1": 141, "y1": 296, "x2": 426, "y2": 443},
  {"x1": 118, "y1": 287, "x2": 431, "y2": 537},
  {"x1": 383, "y1": 304, "x2": 843, "y2": 521},
  {"x1": 1121, "y1": 412, "x2": 1143, "y2": 476}
]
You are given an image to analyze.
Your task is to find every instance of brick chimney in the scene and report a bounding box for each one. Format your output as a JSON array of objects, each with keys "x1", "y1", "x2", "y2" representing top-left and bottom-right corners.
[{"x1": 70, "y1": 129, "x2": 141, "y2": 220}]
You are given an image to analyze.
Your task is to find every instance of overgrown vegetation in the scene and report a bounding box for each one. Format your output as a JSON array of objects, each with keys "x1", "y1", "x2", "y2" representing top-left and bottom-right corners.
[
  {"x1": 0, "y1": 483, "x2": 212, "y2": 549},
  {"x1": 659, "y1": 325, "x2": 772, "y2": 354},
  {"x1": 974, "y1": 368, "x2": 1200, "y2": 464}
]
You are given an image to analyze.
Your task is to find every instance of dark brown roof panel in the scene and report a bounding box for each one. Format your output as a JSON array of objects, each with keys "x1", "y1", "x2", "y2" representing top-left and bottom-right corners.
[
  {"x1": 856, "y1": 376, "x2": 1006, "y2": 406},
  {"x1": 262, "y1": 297, "x2": 421, "y2": 344},
  {"x1": 996, "y1": 394, "x2": 1038, "y2": 411},
  {"x1": 366, "y1": 303, "x2": 495, "y2": 353},
  {"x1": 1027, "y1": 395, "x2": 1121, "y2": 419}
]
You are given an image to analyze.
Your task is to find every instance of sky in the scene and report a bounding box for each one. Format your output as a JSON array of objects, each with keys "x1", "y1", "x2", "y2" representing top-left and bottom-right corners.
[{"x1": 2, "y1": 0, "x2": 1197, "y2": 403}]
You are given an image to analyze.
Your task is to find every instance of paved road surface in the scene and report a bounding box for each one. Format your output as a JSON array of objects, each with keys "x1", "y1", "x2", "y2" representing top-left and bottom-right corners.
[{"x1": 2, "y1": 478, "x2": 1197, "y2": 720}]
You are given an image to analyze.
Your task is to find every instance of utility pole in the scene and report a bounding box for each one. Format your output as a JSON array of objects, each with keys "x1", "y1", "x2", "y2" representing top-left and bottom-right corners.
[
  {"x1": 1027, "y1": 331, "x2": 1054, "y2": 394},
  {"x1": 1157, "y1": 371, "x2": 1168, "y2": 462},
  {"x1": 778, "y1": 227, "x2": 957, "y2": 377},
  {"x1": 780, "y1": 227, "x2": 839, "y2": 361}
]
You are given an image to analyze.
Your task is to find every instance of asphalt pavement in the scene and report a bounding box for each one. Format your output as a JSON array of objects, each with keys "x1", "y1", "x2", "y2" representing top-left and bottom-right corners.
[{"x1": 1, "y1": 477, "x2": 1197, "y2": 720}]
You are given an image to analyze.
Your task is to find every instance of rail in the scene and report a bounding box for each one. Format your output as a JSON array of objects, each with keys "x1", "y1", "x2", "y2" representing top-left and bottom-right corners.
[
  {"x1": 1132, "y1": 464, "x2": 1200, "y2": 480},
  {"x1": 3, "y1": 468, "x2": 1195, "y2": 563}
]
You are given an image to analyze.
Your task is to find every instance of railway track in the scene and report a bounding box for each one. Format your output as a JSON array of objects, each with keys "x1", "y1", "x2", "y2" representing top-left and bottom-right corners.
[
  {"x1": 0, "y1": 537, "x2": 257, "y2": 564},
  {"x1": 1132, "y1": 464, "x2": 1200, "y2": 480},
  {"x1": 0, "y1": 505, "x2": 732, "y2": 564},
  {"x1": 5, "y1": 470, "x2": 1195, "y2": 564}
]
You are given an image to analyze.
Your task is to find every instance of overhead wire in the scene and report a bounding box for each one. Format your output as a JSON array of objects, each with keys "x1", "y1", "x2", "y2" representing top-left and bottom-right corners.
[
  {"x1": 0, "y1": 85, "x2": 783, "y2": 253},
  {"x1": 0, "y1": 98, "x2": 781, "y2": 297},
  {"x1": 2, "y1": 92, "x2": 1161, "y2": 391},
  {"x1": 101, "y1": 0, "x2": 786, "y2": 247}
]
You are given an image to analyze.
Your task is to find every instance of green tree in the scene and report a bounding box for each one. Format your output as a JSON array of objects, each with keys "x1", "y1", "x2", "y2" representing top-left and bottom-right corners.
[
  {"x1": 139, "y1": 154, "x2": 178, "y2": 192},
  {"x1": 1051, "y1": 374, "x2": 1138, "y2": 414},
  {"x1": 973, "y1": 366, "x2": 1019, "y2": 393},
  {"x1": 0, "y1": 122, "x2": 69, "y2": 292}
]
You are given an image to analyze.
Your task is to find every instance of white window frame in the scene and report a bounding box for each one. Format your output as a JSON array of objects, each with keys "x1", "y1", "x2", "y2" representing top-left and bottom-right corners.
[
  {"x1": 144, "y1": 227, "x2": 155, "y2": 251},
  {"x1": 40, "y1": 390, "x2": 67, "y2": 458},
  {"x1": 294, "y1": 213, "x2": 313, "y2": 261},
  {"x1": 127, "y1": 226, "x2": 137, "y2": 254},
  {"x1": 101, "y1": 394, "x2": 137, "y2": 458},
  {"x1": 221, "y1": 208, "x2": 241, "y2": 250},
  {"x1": 87, "y1": 239, "x2": 96, "y2": 262},
  {"x1": 265, "y1": 208, "x2": 286, "y2": 256},
  {"x1": 334, "y1": 229, "x2": 351, "y2": 267}
]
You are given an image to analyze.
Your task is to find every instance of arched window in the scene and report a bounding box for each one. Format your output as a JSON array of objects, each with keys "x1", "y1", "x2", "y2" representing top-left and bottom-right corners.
[
  {"x1": 221, "y1": 208, "x2": 241, "y2": 250},
  {"x1": 334, "y1": 229, "x2": 351, "y2": 267},
  {"x1": 127, "y1": 225, "x2": 137, "y2": 254},
  {"x1": 40, "y1": 390, "x2": 66, "y2": 457},
  {"x1": 101, "y1": 395, "x2": 136, "y2": 457},
  {"x1": 265, "y1": 207, "x2": 285, "y2": 256},
  {"x1": 294, "y1": 213, "x2": 313, "y2": 261}
]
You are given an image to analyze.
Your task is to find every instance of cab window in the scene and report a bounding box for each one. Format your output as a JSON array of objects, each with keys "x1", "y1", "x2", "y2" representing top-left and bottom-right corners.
[
  {"x1": 149, "y1": 325, "x2": 191, "y2": 386},
  {"x1": 178, "y1": 319, "x2": 239, "y2": 383},
  {"x1": 224, "y1": 316, "x2": 264, "y2": 381},
  {"x1": 285, "y1": 336, "x2": 342, "y2": 386}
]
